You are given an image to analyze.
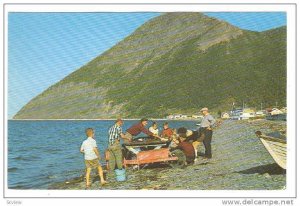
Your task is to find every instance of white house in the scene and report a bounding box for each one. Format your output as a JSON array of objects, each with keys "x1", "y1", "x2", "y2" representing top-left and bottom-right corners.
[
  {"x1": 221, "y1": 112, "x2": 230, "y2": 119},
  {"x1": 270, "y1": 108, "x2": 283, "y2": 115},
  {"x1": 192, "y1": 115, "x2": 203, "y2": 119},
  {"x1": 240, "y1": 108, "x2": 256, "y2": 120},
  {"x1": 256, "y1": 110, "x2": 266, "y2": 116}
]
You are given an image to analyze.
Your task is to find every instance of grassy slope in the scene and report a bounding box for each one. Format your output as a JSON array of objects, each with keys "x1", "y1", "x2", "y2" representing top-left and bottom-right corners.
[
  {"x1": 104, "y1": 27, "x2": 286, "y2": 117},
  {"x1": 14, "y1": 13, "x2": 286, "y2": 119}
]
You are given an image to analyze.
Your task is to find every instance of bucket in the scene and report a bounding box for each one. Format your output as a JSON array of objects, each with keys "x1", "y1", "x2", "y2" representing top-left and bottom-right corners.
[{"x1": 114, "y1": 169, "x2": 126, "y2": 182}]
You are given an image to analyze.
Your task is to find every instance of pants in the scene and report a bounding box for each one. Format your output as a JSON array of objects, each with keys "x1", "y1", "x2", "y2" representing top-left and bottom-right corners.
[
  {"x1": 123, "y1": 132, "x2": 141, "y2": 154},
  {"x1": 108, "y1": 143, "x2": 123, "y2": 170},
  {"x1": 200, "y1": 127, "x2": 213, "y2": 158}
]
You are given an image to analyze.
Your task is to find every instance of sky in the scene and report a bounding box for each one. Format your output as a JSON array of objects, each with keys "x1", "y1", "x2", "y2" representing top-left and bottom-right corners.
[{"x1": 8, "y1": 12, "x2": 286, "y2": 119}]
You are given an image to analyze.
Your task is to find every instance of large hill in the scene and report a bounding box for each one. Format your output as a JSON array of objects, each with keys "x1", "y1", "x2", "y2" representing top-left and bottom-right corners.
[{"x1": 14, "y1": 13, "x2": 286, "y2": 119}]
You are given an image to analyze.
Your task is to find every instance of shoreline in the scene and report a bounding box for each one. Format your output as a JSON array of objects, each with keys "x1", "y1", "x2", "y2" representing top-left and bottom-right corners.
[
  {"x1": 8, "y1": 118, "x2": 200, "y2": 121},
  {"x1": 47, "y1": 119, "x2": 286, "y2": 190}
]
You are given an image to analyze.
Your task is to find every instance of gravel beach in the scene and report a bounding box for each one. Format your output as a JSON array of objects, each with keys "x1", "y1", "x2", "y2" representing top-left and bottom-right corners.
[{"x1": 49, "y1": 119, "x2": 286, "y2": 190}]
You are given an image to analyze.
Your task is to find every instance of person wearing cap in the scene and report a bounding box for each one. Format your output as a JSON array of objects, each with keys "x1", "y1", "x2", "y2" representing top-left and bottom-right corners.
[
  {"x1": 107, "y1": 119, "x2": 130, "y2": 171},
  {"x1": 199, "y1": 107, "x2": 216, "y2": 159},
  {"x1": 124, "y1": 118, "x2": 160, "y2": 142}
]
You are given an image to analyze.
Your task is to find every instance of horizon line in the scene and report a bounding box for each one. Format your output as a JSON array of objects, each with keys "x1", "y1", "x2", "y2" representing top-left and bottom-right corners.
[{"x1": 8, "y1": 118, "x2": 168, "y2": 121}]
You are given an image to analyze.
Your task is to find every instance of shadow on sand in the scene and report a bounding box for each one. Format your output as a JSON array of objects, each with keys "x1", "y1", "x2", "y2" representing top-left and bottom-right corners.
[{"x1": 237, "y1": 163, "x2": 286, "y2": 175}]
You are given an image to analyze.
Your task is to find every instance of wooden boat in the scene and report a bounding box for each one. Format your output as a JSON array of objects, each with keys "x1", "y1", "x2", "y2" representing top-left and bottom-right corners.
[
  {"x1": 255, "y1": 131, "x2": 286, "y2": 169},
  {"x1": 105, "y1": 138, "x2": 181, "y2": 170}
]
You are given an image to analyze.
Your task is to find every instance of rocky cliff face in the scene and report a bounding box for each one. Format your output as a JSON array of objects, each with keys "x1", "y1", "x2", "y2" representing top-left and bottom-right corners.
[{"x1": 14, "y1": 13, "x2": 286, "y2": 119}]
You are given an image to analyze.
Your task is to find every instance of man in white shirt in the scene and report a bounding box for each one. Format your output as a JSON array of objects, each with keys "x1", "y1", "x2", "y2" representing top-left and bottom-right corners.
[{"x1": 199, "y1": 107, "x2": 216, "y2": 159}]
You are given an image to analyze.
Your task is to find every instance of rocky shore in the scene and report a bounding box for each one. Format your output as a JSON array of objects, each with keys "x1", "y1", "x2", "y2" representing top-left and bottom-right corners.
[{"x1": 49, "y1": 119, "x2": 286, "y2": 190}]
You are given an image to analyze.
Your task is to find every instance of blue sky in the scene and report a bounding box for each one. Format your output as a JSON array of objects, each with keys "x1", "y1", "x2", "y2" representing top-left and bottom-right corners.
[{"x1": 8, "y1": 12, "x2": 286, "y2": 118}]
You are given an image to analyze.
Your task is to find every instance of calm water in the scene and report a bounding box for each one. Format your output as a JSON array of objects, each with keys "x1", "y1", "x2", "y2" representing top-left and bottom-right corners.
[{"x1": 8, "y1": 120, "x2": 198, "y2": 189}]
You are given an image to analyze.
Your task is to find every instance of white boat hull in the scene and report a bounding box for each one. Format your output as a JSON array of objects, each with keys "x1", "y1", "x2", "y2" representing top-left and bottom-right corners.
[{"x1": 255, "y1": 131, "x2": 286, "y2": 169}]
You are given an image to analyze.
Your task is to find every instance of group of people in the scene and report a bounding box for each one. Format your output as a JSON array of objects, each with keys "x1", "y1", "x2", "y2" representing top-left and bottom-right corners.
[{"x1": 80, "y1": 107, "x2": 216, "y2": 188}]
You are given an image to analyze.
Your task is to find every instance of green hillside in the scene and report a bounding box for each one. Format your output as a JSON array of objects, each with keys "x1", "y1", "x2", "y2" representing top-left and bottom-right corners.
[{"x1": 14, "y1": 13, "x2": 286, "y2": 119}]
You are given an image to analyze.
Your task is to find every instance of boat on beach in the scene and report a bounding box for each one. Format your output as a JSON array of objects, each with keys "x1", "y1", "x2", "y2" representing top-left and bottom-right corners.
[
  {"x1": 255, "y1": 131, "x2": 286, "y2": 169},
  {"x1": 105, "y1": 138, "x2": 185, "y2": 170}
]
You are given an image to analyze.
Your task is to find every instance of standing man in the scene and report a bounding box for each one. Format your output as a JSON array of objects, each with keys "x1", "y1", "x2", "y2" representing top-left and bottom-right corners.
[
  {"x1": 124, "y1": 118, "x2": 161, "y2": 142},
  {"x1": 107, "y1": 119, "x2": 130, "y2": 171},
  {"x1": 199, "y1": 107, "x2": 216, "y2": 159}
]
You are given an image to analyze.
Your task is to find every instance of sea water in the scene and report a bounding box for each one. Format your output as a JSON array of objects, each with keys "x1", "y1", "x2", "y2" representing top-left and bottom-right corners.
[{"x1": 7, "y1": 120, "x2": 198, "y2": 189}]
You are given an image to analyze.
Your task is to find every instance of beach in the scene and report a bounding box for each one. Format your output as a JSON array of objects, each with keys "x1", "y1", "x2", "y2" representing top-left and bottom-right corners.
[{"x1": 49, "y1": 119, "x2": 286, "y2": 190}]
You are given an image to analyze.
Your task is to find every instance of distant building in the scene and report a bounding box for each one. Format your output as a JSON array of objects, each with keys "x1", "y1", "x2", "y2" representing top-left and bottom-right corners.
[
  {"x1": 280, "y1": 107, "x2": 287, "y2": 113},
  {"x1": 270, "y1": 108, "x2": 283, "y2": 115},
  {"x1": 221, "y1": 112, "x2": 230, "y2": 119},
  {"x1": 173, "y1": 114, "x2": 182, "y2": 119},
  {"x1": 266, "y1": 108, "x2": 286, "y2": 121},
  {"x1": 256, "y1": 110, "x2": 266, "y2": 116},
  {"x1": 167, "y1": 114, "x2": 200, "y2": 119},
  {"x1": 181, "y1": 115, "x2": 188, "y2": 119},
  {"x1": 266, "y1": 108, "x2": 273, "y2": 114},
  {"x1": 230, "y1": 108, "x2": 256, "y2": 120},
  {"x1": 192, "y1": 114, "x2": 203, "y2": 119},
  {"x1": 166, "y1": 115, "x2": 175, "y2": 119},
  {"x1": 230, "y1": 108, "x2": 243, "y2": 120},
  {"x1": 240, "y1": 108, "x2": 256, "y2": 120}
]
